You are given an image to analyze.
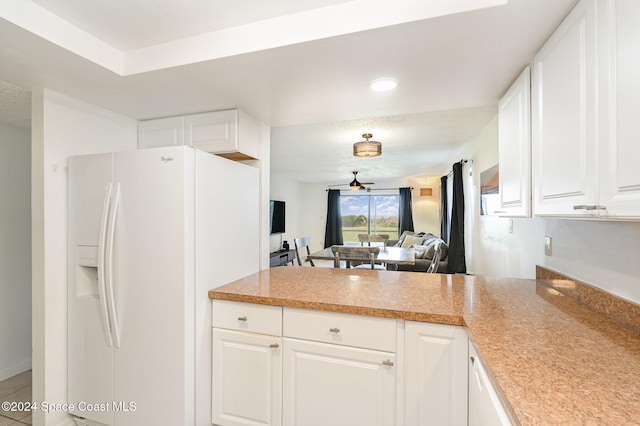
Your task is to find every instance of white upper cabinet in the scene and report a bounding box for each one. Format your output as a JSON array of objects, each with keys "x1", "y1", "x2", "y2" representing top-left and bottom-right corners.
[
  {"x1": 138, "y1": 109, "x2": 261, "y2": 161},
  {"x1": 498, "y1": 66, "x2": 531, "y2": 217},
  {"x1": 531, "y1": 0, "x2": 640, "y2": 219},
  {"x1": 532, "y1": 0, "x2": 598, "y2": 217},
  {"x1": 597, "y1": 0, "x2": 640, "y2": 218},
  {"x1": 138, "y1": 116, "x2": 184, "y2": 149}
]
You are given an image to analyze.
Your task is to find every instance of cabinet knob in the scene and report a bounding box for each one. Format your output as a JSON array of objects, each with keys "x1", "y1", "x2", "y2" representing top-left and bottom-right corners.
[
  {"x1": 237, "y1": 316, "x2": 247, "y2": 322},
  {"x1": 382, "y1": 359, "x2": 394, "y2": 366},
  {"x1": 329, "y1": 327, "x2": 340, "y2": 333},
  {"x1": 470, "y1": 356, "x2": 475, "y2": 365},
  {"x1": 269, "y1": 343, "x2": 280, "y2": 349}
]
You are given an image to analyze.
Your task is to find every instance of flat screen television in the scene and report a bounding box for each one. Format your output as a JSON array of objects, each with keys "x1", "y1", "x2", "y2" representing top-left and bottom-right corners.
[{"x1": 270, "y1": 200, "x2": 286, "y2": 234}]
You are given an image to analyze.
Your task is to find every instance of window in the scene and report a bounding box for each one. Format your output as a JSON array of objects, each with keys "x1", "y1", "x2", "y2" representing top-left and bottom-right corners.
[{"x1": 340, "y1": 194, "x2": 400, "y2": 244}]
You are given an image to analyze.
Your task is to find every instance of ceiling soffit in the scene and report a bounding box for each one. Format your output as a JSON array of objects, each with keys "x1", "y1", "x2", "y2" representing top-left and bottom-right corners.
[{"x1": 0, "y1": 0, "x2": 507, "y2": 76}]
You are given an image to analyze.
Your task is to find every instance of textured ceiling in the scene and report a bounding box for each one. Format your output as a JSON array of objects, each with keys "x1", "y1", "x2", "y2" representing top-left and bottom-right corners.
[
  {"x1": 0, "y1": 81, "x2": 31, "y2": 130},
  {"x1": 271, "y1": 106, "x2": 497, "y2": 183}
]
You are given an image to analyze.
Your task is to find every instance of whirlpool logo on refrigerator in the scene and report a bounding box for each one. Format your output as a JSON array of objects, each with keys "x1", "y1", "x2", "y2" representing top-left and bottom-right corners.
[{"x1": 160, "y1": 156, "x2": 174, "y2": 163}]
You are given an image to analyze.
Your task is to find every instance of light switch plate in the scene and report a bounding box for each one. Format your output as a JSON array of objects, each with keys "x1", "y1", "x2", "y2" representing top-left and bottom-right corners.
[{"x1": 544, "y1": 237, "x2": 552, "y2": 256}]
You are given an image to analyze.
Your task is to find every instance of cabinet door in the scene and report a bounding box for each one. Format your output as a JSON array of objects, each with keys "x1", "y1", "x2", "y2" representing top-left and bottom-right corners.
[
  {"x1": 138, "y1": 116, "x2": 184, "y2": 148},
  {"x1": 598, "y1": 0, "x2": 640, "y2": 218},
  {"x1": 498, "y1": 66, "x2": 531, "y2": 217},
  {"x1": 283, "y1": 338, "x2": 396, "y2": 426},
  {"x1": 405, "y1": 322, "x2": 468, "y2": 426},
  {"x1": 532, "y1": 0, "x2": 598, "y2": 216},
  {"x1": 184, "y1": 110, "x2": 238, "y2": 154},
  {"x1": 212, "y1": 328, "x2": 282, "y2": 426},
  {"x1": 469, "y1": 345, "x2": 512, "y2": 426}
]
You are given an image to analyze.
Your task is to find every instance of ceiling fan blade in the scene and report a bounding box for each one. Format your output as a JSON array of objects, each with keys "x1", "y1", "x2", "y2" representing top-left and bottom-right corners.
[{"x1": 360, "y1": 182, "x2": 375, "y2": 185}]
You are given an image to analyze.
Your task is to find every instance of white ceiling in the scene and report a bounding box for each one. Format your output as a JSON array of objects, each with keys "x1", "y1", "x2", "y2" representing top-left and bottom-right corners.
[{"x1": 0, "y1": 0, "x2": 578, "y2": 182}]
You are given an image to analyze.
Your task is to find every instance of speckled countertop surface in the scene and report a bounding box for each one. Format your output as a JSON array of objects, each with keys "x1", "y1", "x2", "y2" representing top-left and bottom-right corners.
[{"x1": 209, "y1": 267, "x2": 640, "y2": 425}]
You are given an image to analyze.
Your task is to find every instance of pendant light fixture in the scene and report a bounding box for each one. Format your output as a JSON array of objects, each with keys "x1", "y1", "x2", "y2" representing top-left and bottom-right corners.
[{"x1": 353, "y1": 133, "x2": 382, "y2": 157}]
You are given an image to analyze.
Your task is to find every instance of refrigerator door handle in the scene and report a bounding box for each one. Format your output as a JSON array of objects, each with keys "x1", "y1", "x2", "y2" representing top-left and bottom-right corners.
[
  {"x1": 105, "y1": 182, "x2": 122, "y2": 348},
  {"x1": 98, "y1": 183, "x2": 114, "y2": 348}
]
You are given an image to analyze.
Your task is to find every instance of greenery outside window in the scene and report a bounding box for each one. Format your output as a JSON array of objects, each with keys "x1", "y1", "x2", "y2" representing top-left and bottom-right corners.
[{"x1": 340, "y1": 194, "x2": 400, "y2": 244}]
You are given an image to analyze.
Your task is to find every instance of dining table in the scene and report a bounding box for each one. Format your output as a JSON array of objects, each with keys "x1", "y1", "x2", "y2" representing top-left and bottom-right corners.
[{"x1": 306, "y1": 245, "x2": 415, "y2": 270}]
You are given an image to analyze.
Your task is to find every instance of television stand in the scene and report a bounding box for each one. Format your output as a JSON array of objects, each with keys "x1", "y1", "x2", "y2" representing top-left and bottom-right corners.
[{"x1": 270, "y1": 249, "x2": 296, "y2": 267}]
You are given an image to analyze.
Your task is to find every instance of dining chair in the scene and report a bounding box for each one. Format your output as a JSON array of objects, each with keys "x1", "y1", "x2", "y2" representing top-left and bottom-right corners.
[
  {"x1": 426, "y1": 240, "x2": 442, "y2": 273},
  {"x1": 330, "y1": 246, "x2": 386, "y2": 270},
  {"x1": 357, "y1": 233, "x2": 390, "y2": 247},
  {"x1": 293, "y1": 236, "x2": 315, "y2": 267}
]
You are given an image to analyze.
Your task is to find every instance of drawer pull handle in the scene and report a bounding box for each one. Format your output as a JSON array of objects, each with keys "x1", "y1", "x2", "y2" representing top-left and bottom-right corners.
[
  {"x1": 269, "y1": 343, "x2": 280, "y2": 349},
  {"x1": 329, "y1": 327, "x2": 340, "y2": 333},
  {"x1": 470, "y1": 356, "x2": 475, "y2": 366},
  {"x1": 237, "y1": 316, "x2": 247, "y2": 322},
  {"x1": 382, "y1": 359, "x2": 394, "y2": 366}
]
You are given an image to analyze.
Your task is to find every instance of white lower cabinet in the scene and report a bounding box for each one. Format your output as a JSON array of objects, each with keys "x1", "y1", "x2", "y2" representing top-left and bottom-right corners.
[
  {"x1": 212, "y1": 300, "x2": 283, "y2": 426},
  {"x1": 282, "y1": 338, "x2": 396, "y2": 426},
  {"x1": 468, "y1": 344, "x2": 512, "y2": 426},
  {"x1": 211, "y1": 329, "x2": 282, "y2": 426},
  {"x1": 212, "y1": 302, "x2": 472, "y2": 426},
  {"x1": 405, "y1": 321, "x2": 468, "y2": 426}
]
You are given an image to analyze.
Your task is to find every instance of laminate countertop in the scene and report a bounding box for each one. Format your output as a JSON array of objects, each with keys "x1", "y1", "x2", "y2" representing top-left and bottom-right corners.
[{"x1": 208, "y1": 266, "x2": 640, "y2": 425}]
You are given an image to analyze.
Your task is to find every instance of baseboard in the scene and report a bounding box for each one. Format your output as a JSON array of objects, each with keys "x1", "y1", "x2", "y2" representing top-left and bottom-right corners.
[{"x1": 0, "y1": 358, "x2": 32, "y2": 381}]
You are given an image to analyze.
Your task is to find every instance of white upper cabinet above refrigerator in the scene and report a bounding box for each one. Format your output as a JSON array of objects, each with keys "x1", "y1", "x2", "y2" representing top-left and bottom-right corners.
[{"x1": 138, "y1": 109, "x2": 261, "y2": 161}]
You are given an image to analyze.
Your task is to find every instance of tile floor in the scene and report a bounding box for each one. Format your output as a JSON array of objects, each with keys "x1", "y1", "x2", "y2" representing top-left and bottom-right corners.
[{"x1": 0, "y1": 371, "x2": 32, "y2": 425}]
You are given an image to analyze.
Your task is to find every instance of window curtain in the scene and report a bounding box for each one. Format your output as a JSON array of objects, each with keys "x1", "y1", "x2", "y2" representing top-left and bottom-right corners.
[
  {"x1": 447, "y1": 162, "x2": 466, "y2": 273},
  {"x1": 398, "y1": 187, "x2": 414, "y2": 235},
  {"x1": 324, "y1": 189, "x2": 344, "y2": 248},
  {"x1": 440, "y1": 175, "x2": 449, "y2": 243}
]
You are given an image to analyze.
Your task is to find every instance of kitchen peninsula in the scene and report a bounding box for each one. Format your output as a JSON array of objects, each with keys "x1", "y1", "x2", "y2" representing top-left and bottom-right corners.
[{"x1": 209, "y1": 267, "x2": 640, "y2": 425}]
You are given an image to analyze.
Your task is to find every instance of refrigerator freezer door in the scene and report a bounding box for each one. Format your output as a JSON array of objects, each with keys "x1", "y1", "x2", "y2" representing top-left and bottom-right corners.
[
  {"x1": 111, "y1": 147, "x2": 194, "y2": 426},
  {"x1": 68, "y1": 152, "x2": 116, "y2": 426}
]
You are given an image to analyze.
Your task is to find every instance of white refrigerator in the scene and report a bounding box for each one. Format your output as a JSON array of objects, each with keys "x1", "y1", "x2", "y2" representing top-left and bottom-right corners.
[{"x1": 67, "y1": 146, "x2": 259, "y2": 426}]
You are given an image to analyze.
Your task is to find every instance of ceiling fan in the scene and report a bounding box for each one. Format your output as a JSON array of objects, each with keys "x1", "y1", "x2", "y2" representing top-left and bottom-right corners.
[{"x1": 328, "y1": 171, "x2": 375, "y2": 191}]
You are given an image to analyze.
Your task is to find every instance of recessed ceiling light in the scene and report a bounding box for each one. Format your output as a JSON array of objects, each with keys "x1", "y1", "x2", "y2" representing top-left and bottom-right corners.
[{"x1": 369, "y1": 78, "x2": 398, "y2": 92}]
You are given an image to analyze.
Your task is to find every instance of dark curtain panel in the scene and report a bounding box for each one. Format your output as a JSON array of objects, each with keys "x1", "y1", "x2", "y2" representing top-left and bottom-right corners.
[
  {"x1": 440, "y1": 175, "x2": 449, "y2": 243},
  {"x1": 324, "y1": 189, "x2": 344, "y2": 248},
  {"x1": 398, "y1": 187, "x2": 415, "y2": 235},
  {"x1": 447, "y1": 162, "x2": 466, "y2": 273}
]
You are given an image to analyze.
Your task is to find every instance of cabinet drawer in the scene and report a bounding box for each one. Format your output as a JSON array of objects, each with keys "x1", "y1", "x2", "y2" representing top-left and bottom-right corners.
[
  {"x1": 212, "y1": 300, "x2": 282, "y2": 336},
  {"x1": 283, "y1": 308, "x2": 396, "y2": 352}
]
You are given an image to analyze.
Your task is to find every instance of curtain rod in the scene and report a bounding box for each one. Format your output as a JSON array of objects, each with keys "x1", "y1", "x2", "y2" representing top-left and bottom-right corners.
[{"x1": 326, "y1": 187, "x2": 414, "y2": 192}]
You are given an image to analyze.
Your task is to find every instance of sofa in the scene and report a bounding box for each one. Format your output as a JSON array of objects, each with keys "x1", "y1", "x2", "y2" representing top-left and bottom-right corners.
[{"x1": 387, "y1": 231, "x2": 449, "y2": 273}]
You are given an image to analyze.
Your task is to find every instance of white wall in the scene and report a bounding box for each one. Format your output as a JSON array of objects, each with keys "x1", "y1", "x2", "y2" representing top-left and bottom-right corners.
[
  {"x1": 466, "y1": 115, "x2": 640, "y2": 305},
  {"x1": 269, "y1": 173, "x2": 304, "y2": 253},
  {"x1": 31, "y1": 89, "x2": 138, "y2": 425},
  {"x1": 407, "y1": 175, "x2": 441, "y2": 236},
  {"x1": 463, "y1": 116, "x2": 546, "y2": 279},
  {"x1": 0, "y1": 123, "x2": 32, "y2": 380}
]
